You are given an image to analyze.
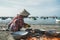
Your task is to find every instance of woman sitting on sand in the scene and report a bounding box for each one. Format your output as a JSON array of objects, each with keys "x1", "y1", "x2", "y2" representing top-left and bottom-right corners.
[{"x1": 8, "y1": 9, "x2": 30, "y2": 32}]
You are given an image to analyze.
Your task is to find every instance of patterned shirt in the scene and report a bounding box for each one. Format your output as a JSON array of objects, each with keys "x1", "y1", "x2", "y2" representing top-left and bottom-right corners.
[{"x1": 9, "y1": 15, "x2": 24, "y2": 31}]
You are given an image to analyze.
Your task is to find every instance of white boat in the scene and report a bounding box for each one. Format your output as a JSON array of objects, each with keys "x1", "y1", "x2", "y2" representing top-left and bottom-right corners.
[
  {"x1": 56, "y1": 18, "x2": 60, "y2": 23},
  {"x1": 56, "y1": 19, "x2": 60, "y2": 21}
]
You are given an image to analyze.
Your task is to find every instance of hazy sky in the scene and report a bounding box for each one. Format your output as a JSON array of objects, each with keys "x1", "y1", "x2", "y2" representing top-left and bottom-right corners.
[{"x1": 0, "y1": 0, "x2": 60, "y2": 17}]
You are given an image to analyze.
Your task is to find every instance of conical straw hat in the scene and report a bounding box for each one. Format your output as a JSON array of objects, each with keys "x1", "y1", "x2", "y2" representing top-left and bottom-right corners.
[{"x1": 20, "y1": 9, "x2": 30, "y2": 16}]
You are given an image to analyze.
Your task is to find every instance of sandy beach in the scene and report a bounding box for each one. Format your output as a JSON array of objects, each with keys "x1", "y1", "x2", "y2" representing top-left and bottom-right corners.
[
  {"x1": 0, "y1": 24, "x2": 60, "y2": 32},
  {"x1": 0, "y1": 24, "x2": 60, "y2": 40},
  {"x1": 31, "y1": 25, "x2": 60, "y2": 32},
  {"x1": 0, "y1": 31, "x2": 15, "y2": 40}
]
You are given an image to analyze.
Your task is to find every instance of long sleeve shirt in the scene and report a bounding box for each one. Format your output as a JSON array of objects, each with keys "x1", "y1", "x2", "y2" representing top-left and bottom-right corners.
[{"x1": 8, "y1": 15, "x2": 24, "y2": 31}]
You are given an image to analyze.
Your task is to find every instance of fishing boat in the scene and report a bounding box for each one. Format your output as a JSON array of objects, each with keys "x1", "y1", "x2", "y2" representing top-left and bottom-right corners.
[{"x1": 56, "y1": 18, "x2": 60, "y2": 23}]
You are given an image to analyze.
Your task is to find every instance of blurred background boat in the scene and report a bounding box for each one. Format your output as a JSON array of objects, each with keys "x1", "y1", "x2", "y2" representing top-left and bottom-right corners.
[{"x1": 56, "y1": 18, "x2": 60, "y2": 23}]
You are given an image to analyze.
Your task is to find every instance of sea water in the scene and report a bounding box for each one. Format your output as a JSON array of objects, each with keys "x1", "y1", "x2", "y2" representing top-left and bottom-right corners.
[
  {"x1": 24, "y1": 18, "x2": 60, "y2": 25},
  {"x1": 0, "y1": 18, "x2": 60, "y2": 25}
]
